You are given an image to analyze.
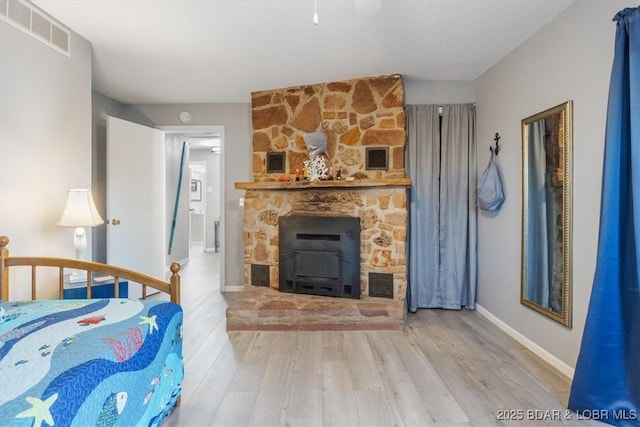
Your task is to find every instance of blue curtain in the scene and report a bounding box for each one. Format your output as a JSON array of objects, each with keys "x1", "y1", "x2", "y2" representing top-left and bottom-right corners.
[
  {"x1": 569, "y1": 7, "x2": 640, "y2": 425},
  {"x1": 405, "y1": 104, "x2": 477, "y2": 311}
]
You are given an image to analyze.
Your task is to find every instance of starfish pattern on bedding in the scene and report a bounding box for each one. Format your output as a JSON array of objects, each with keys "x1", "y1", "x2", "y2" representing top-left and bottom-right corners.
[
  {"x1": 15, "y1": 393, "x2": 58, "y2": 427},
  {"x1": 139, "y1": 315, "x2": 158, "y2": 334}
]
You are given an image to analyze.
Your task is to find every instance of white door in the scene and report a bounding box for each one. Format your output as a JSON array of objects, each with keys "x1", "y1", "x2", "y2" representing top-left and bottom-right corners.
[{"x1": 107, "y1": 116, "x2": 166, "y2": 299}]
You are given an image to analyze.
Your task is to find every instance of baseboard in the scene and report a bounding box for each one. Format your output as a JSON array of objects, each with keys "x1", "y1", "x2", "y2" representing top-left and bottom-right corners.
[
  {"x1": 224, "y1": 285, "x2": 244, "y2": 292},
  {"x1": 476, "y1": 304, "x2": 574, "y2": 379}
]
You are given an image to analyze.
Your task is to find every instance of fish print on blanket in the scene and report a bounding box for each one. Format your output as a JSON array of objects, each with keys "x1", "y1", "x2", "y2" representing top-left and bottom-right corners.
[
  {"x1": 0, "y1": 299, "x2": 109, "y2": 359},
  {"x1": 96, "y1": 392, "x2": 127, "y2": 427},
  {"x1": 0, "y1": 320, "x2": 46, "y2": 350},
  {"x1": 61, "y1": 336, "x2": 75, "y2": 348},
  {"x1": 0, "y1": 300, "x2": 183, "y2": 427},
  {"x1": 172, "y1": 322, "x2": 182, "y2": 347},
  {"x1": 37, "y1": 303, "x2": 181, "y2": 426},
  {"x1": 147, "y1": 386, "x2": 181, "y2": 427},
  {"x1": 143, "y1": 353, "x2": 183, "y2": 427},
  {"x1": 0, "y1": 305, "x2": 22, "y2": 324},
  {"x1": 143, "y1": 388, "x2": 155, "y2": 405},
  {"x1": 40, "y1": 348, "x2": 52, "y2": 358}
]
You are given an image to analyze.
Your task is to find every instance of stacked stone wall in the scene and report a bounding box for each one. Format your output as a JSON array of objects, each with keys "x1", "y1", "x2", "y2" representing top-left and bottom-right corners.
[{"x1": 251, "y1": 74, "x2": 405, "y2": 181}]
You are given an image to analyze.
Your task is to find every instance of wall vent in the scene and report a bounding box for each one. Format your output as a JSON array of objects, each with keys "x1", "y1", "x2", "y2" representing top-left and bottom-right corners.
[
  {"x1": 1, "y1": 0, "x2": 70, "y2": 56},
  {"x1": 251, "y1": 264, "x2": 270, "y2": 287},
  {"x1": 369, "y1": 272, "x2": 394, "y2": 299}
]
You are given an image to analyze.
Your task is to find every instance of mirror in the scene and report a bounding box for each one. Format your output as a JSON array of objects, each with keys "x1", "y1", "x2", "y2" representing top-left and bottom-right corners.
[{"x1": 521, "y1": 101, "x2": 573, "y2": 328}]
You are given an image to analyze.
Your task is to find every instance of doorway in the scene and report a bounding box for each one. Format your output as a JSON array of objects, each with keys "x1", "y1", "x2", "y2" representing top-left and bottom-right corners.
[
  {"x1": 160, "y1": 125, "x2": 226, "y2": 292},
  {"x1": 187, "y1": 134, "x2": 221, "y2": 254}
]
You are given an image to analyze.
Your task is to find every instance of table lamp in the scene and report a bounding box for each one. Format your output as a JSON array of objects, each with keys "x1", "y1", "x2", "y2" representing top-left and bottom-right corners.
[{"x1": 57, "y1": 189, "x2": 104, "y2": 281}]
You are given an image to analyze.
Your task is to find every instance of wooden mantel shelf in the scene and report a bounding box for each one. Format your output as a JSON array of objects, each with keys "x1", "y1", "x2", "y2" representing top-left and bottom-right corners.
[{"x1": 235, "y1": 178, "x2": 411, "y2": 191}]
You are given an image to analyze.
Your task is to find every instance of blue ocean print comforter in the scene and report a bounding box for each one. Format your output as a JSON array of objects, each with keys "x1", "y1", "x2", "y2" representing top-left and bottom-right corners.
[{"x1": 0, "y1": 298, "x2": 183, "y2": 427}]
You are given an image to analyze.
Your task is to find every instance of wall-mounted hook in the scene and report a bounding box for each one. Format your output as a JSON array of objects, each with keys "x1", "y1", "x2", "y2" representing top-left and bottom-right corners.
[{"x1": 490, "y1": 132, "x2": 501, "y2": 155}]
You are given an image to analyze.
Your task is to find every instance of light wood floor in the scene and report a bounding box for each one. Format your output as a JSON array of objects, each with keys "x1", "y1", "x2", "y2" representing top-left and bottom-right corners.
[{"x1": 163, "y1": 249, "x2": 600, "y2": 427}]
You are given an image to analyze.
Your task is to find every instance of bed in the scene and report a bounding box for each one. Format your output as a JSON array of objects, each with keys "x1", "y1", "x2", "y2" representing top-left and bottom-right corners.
[{"x1": 0, "y1": 236, "x2": 183, "y2": 427}]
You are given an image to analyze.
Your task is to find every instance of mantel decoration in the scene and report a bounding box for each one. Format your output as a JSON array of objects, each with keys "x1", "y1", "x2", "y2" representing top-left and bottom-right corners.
[
  {"x1": 303, "y1": 123, "x2": 330, "y2": 181},
  {"x1": 303, "y1": 156, "x2": 329, "y2": 181},
  {"x1": 303, "y1": 123, "x2": 328, "y2": 159}
]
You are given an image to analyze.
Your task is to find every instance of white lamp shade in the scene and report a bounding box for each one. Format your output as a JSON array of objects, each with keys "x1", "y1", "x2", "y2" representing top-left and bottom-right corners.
[{"x1": 57, "y1": 189, "x2": 104, "y2": 227}]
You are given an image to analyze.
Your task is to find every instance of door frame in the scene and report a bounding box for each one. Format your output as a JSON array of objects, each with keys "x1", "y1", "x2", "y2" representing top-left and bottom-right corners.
[{"x1": 158, "y1": 125, "x2": 227, "y2": 292}]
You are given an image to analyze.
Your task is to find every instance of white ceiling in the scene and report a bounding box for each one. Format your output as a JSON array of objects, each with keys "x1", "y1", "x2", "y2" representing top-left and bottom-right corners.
[{"x1": 33, "y1": 0, "x2": 575, "y2": 104}]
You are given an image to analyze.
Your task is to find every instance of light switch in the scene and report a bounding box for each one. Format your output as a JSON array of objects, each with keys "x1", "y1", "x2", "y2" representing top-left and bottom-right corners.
[{"x1": 239, "y1": 197, "x2": 244, "y2": 207}]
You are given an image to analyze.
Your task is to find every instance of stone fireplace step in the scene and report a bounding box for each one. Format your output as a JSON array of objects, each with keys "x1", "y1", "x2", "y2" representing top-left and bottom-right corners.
[{"x1": 226, "y1": 287, "x2": 405, "y2": 331}]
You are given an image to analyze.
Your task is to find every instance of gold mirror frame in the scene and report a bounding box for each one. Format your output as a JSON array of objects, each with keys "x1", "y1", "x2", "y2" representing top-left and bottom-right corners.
[{"x1": 521, "y1": 100, "x2": 573, "y2": 328}]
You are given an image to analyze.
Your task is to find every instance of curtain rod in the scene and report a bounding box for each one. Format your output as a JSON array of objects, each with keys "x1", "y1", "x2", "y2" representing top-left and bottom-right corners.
[
  {"x1": 438, "y1": 104, "x2": 476, "y2": 114},
  {"x1": 404, "y1": 103, "x2": 476, "y2": 109},
  {"x1": 403, "y1": 104, "x2": 476, "y2": 115}
]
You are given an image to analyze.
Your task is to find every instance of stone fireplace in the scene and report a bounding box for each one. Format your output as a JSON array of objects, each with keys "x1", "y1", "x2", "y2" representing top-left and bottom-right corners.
[{"x1": 227, "y1": 74, "x2": 411, "y2": 330}]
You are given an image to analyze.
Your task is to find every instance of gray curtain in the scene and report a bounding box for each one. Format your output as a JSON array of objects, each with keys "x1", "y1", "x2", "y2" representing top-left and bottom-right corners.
[
  {"x1": 406, "y1": 105, "x2": 441, "y2": 312},
  {"x1": 406, "y1": 104, "x2": 477, "y2": 311},
  {"x1": 526, "y1": 119, "x2": 551, "y2": 307}
]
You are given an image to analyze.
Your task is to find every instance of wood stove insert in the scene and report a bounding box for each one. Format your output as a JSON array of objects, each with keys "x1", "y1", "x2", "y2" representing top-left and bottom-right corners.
[{"x1": 279, "y1": 216, "x2": 360, "y2": 298}]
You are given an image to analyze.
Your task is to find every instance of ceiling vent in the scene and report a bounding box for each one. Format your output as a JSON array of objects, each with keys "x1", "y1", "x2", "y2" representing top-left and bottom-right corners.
[{"x1": 1, "y1": 0, "x2": 70, "y2": 56}]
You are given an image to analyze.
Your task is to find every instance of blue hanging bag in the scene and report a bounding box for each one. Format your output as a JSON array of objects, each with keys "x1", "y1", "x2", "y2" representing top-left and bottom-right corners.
[{"x1": 477, "y1": 151, "x2": 505, "y2": 211}]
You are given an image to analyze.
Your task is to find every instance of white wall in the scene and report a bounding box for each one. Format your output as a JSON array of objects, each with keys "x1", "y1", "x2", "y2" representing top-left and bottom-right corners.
[
  {"x1": 474, "y1": 0, "x2": 635, "y2": 370},
  {"x1": 0, "y1": 16, "x2": 92, "y2": 299},
  {"x1": 404, "y1": 80, "x2": 475, "y2": 105}
]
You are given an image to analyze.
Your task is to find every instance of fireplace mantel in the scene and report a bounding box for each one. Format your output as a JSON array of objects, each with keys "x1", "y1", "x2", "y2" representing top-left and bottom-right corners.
[{"x1": 235, "y1": 178, "x2": 411, "y2": 191}]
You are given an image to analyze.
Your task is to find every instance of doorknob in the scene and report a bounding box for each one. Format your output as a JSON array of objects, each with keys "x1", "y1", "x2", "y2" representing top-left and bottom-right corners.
[{"x1": 111, "y1": 219, "x2": 121, "y2": 225}]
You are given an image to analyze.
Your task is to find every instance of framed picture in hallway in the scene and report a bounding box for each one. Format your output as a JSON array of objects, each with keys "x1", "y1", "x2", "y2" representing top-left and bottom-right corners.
[{"x1": 191, "y1": 179, "x2": 202, "y2": 201}]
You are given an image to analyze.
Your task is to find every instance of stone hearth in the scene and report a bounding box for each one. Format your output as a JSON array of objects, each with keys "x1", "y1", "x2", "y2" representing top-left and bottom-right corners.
[{"x1": 226, "y1": 287, "x2": 405, "y2": 331}]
